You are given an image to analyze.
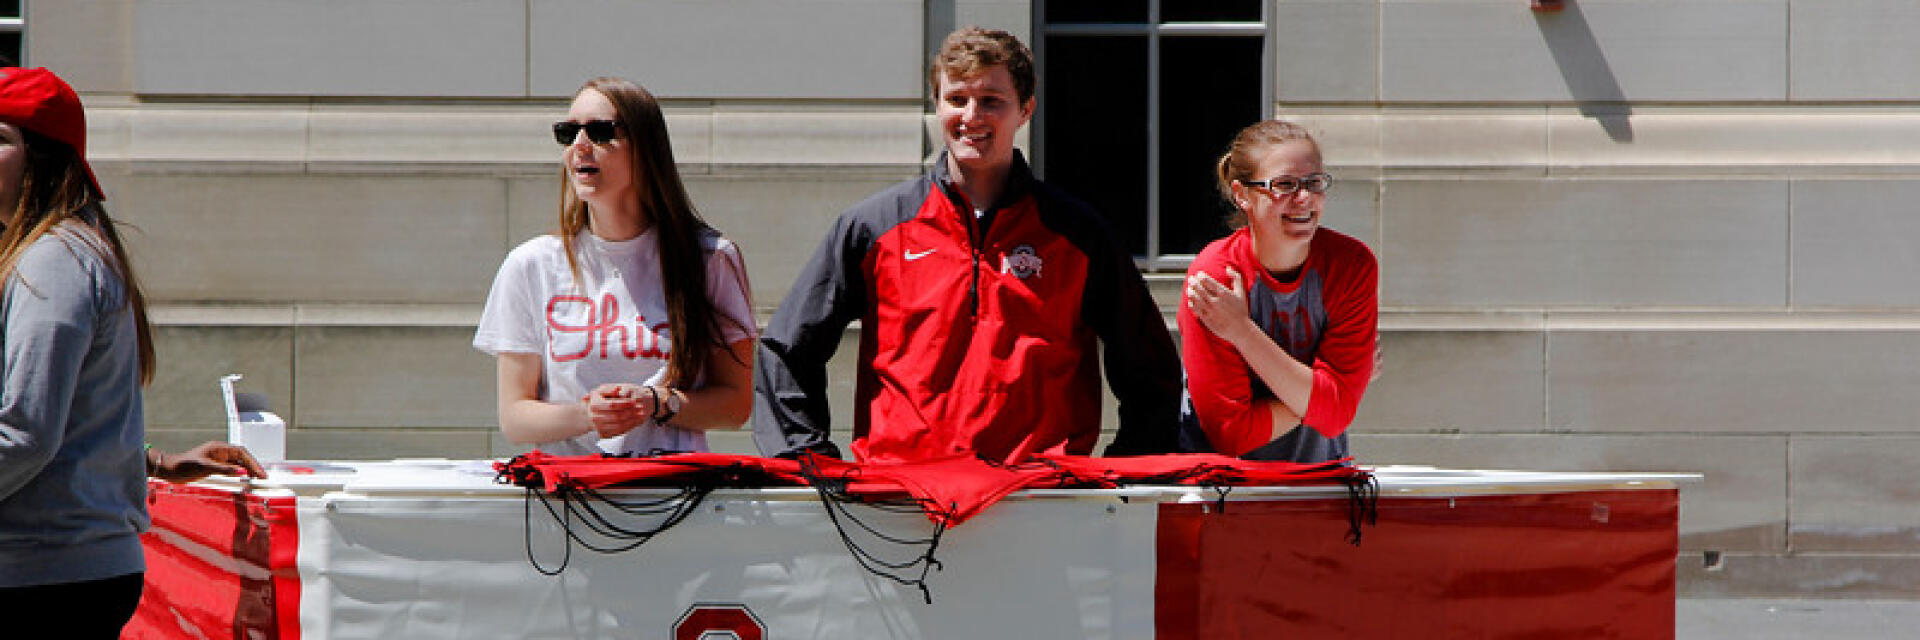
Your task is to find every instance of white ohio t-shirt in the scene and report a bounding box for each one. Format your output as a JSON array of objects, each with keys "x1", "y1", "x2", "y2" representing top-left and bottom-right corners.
[{"x1": 473, "y1": 228, "x2": 755, "y2": 455}]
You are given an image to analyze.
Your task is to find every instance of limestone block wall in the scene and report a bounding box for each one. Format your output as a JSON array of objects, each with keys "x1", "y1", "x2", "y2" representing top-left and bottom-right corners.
[
  {"x1": 1276, "y1": 0, "x2": 1920, "y2": 599},
  {"x1": 31, "y1": 0, "x2": 952, "y2": 459},
  {"x1": 23, "y1": 0, "x2": 1920, "y2": 598}
]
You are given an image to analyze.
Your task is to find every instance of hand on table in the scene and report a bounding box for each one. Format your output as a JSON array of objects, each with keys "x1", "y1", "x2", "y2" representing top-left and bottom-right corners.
[{"x1": 150, "y1": 441, "x2": 267, "y2": 483}]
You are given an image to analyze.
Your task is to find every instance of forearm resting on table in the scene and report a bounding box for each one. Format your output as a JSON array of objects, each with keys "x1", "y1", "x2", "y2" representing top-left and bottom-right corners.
[{"x1": 1220, "y1": 317, "x2": 1315, "y2": 419}]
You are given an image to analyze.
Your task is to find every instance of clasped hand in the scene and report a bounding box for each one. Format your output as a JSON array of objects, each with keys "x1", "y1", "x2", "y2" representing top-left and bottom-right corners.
[
  {"x1": 1186, "y1": 267, "x2": 1257, "y2": 346},
  {"x1": 1187, "y1": 266, "x2": 1386, "y2": 384},
  {"x1": 584, "y1": 383, "x2": 659, "y2": 438}
]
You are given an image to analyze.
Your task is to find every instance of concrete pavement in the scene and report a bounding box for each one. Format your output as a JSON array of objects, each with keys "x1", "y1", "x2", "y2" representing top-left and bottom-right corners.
[{"x1": 1680, "y1": 598, "x2": 1920, "y2": 639}]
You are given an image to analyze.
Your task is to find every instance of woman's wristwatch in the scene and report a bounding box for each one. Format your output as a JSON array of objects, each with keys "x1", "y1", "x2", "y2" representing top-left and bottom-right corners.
[{"x1": 652, "y1": 386, "x2": 683, "y2": 424}]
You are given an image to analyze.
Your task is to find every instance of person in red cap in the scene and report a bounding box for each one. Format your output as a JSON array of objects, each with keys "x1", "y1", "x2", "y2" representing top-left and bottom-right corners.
[{"x1": 0, "y1": 67, "x2": 265, "y2": 636}]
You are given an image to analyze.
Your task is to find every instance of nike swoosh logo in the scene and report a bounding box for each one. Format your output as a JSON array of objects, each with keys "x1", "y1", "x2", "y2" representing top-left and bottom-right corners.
[{"x1": 904, "y1": 249, "x2": 936, "y2": 261}]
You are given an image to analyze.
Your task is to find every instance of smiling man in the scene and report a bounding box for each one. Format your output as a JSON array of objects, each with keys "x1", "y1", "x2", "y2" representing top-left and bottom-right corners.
[{"x1": 753, "y1": 27, "x2": 1181, "y2": 463}]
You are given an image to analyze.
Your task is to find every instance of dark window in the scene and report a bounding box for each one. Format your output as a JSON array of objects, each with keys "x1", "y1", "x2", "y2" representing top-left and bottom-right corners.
[
  {"x1": 1040, "y1": 35, "x2": 1151, "y2": 256},
  {"x1": 1, "y1": 0, "x2": 19, "y2": 67},
  {"x1": 0, "y1": 33, "x2": 18, "y2": 68},
  {"x1": 1158, "y1": 37, "x2": 1264, "y2": 255},
  {"x1": 1037, "y1": 1, "x2": 1266, "y2": 263},
  {"x1": 1162, "y1": 1, "x2": 1262, "y2": 23},
  {"x1": 1044, "y1": 0, "x2": 1148, "y2": 24}
]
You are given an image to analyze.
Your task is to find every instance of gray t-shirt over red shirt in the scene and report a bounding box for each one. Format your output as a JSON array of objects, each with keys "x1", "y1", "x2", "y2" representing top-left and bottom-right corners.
[{"x1": 1178, "y1": 226, "x2": 1379, "y2": 463}]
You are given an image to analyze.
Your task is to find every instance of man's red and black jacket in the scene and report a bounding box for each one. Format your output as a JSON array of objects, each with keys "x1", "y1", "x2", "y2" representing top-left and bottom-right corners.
[{"x1": 753, "y1": 152, "x2": 1181, "y2": 463}]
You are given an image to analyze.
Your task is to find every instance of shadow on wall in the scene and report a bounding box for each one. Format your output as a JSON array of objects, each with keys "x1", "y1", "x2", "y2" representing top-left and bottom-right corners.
[{"x1": 1536, "y1": 1, "x2": 1633, "y2": 143}]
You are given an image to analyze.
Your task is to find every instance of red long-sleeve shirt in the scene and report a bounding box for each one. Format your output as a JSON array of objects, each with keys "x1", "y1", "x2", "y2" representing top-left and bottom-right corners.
[{"x1": 1179, "y1": 227, "x2": 1378, "y2": 459}]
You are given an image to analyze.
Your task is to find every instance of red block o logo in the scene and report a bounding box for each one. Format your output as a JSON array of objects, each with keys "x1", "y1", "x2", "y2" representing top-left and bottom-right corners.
[{"x1": 673, "y1": 604, "x2": 766, "y2": 640}]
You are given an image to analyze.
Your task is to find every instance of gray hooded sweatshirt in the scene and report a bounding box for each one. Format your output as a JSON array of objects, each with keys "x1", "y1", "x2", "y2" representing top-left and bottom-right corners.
[{"x1": 0, "y1": 219, "x2": 148, "y2": 588}]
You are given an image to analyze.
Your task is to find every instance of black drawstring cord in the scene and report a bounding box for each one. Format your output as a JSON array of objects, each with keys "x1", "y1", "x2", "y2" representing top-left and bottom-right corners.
[
  {"x1": 524, "y1": 485, "x2": 571, "y2": 576},
  {"x1": 1340, "y1": 470, "x2": 1380, "y2": 546},
  {"x1": 520, "y1": 475, "x2": 714, "y2": 576},
  {"x1": 558, "y1": 484, "x2": 711, "y2": 552},
  {"x1": 503, "y1": 453, "x2": 1379, "y2": 587},
  {"x1": 800, "y1": 451, "x2": 946, "y2": 604},
  {"x1": 1211, "y1": 485, "x2": 1233, "y2": 514}
]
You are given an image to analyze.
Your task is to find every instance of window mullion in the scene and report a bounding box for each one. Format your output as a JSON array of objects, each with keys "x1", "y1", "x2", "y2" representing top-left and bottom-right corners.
[
  {"x1": 1145, "y1": 0, "x2": 1162, "y2": 264},
  {"x1": 1263, "y1": 1, "x2": 1275, "y2": 114}
]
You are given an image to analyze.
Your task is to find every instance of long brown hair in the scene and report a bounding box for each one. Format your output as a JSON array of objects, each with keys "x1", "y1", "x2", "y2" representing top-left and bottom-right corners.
[
  {"x1": 558, "y1": 77, "x2": 743, "y2": 387},
  {"x1": 0, "y1": 128, "x2": 155, "y2": 384},
  {"x1": 1215, "y1": 119, "x2": 1323, "y2": 229}
]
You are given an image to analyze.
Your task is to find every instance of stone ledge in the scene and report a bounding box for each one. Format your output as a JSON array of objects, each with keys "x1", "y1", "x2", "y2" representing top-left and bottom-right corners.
[
  {"x1": 150, "y1": 303, "x2": 784, "y2": 330},
  {"x1": 1680, "y1": 553, "x2": 1920, "y2": 599},
  {"x1": 85, "y1": 100, "x2": 928, "y2": 172},
  {"x1": 150, "y1": 303, "x2": 1920, "y2": 333},
  {"x1": 1391, "y1": 310, "x2": 1920, "y2": 332},
  {"x1": 87, "y1": 101, "x2": 1920, "y2": 177},
  {"x1": 1283, "y1": 107, "x2": 1920, "y2": 176},
  {"x1": 152, "y1": 304, "x2": 478, "y2": 327}
]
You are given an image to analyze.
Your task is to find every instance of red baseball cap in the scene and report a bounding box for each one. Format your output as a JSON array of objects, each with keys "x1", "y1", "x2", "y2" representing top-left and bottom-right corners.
[{"x1": 0, "y1": 67, "x2": 104, "y2": 201}]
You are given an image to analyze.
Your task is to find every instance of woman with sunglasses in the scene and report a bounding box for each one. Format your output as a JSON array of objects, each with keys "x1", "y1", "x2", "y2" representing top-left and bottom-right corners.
[
  {"x1": 475, "y1": 77, "x2": 755, "y2": 455},
  {"x1": 1179, "y1": 120, "x2": 1378, "y2": 463},
  {"x1": 0, "y1": 67, "x2": 266, "y2": 636}
]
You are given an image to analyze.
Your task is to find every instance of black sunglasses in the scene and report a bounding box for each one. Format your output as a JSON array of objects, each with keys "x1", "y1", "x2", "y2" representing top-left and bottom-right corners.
[
  {"x1": 1239, "y1": 172, "x2": 1333, "y2": 196},
  {"x1": 552, "y1": 120, "x2": 621, "y2": 145}
]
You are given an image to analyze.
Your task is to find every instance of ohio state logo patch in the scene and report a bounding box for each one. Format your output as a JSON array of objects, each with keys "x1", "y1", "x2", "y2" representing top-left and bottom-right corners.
[
  {"x1": 673, "y1": 603, "x2": 765, "y2": 640},
  {"x1": 1001, "y1": 244, "x2": 1043, "y2": 279}
]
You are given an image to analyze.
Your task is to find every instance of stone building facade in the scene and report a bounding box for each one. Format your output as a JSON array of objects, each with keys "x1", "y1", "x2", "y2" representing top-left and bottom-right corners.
[{"x1": 22, "y1": 0, "x2": 1920, "y2": 598}]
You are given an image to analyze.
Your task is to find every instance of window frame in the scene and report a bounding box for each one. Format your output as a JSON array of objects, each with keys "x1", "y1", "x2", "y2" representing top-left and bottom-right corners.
[
  {"x1": 1033, "y1": 0, "x2": 1273, "y2": 271},
  {"x1": 1, "y1": 0, "x2": 25, "y2": 67}
]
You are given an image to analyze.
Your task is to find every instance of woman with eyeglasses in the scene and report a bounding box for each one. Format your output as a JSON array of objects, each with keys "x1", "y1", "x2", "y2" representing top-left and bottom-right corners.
[
  {"x1": 474, "y1": 77, "x2": 755, "y2": 455},
  {"x1": 0, "y1": 67, "x2": 265, "y2": 636},
  {"x1": 1179, "y1": 120, "x2": 1378, "y2": 463}
]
